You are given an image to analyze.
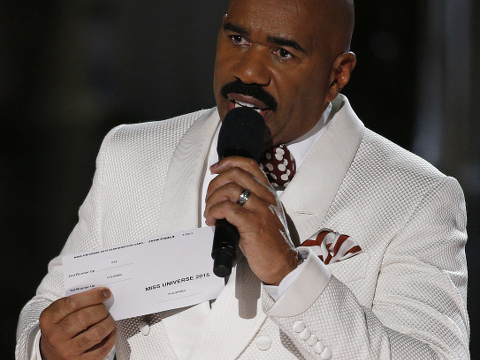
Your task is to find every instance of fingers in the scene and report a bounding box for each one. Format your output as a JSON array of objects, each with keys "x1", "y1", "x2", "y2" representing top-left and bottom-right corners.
[
  {"x1": 205, "y1": 156, "x2": 298, "y2": 285},
  {"x1": 39, "y1": 287, "x2": 117, "y2": 359},
  {"x1": 210, "y1": 156, "x2": 271, "y2": 188},
  {"x1": 205, "y1": 157, "x2": 277, "y2": 227},
  {"x1": 81, "y1": 327, "x2": 117, "y2": 360},
  {"x1": 43, "y1": 287, "x2": 111, "y2": 324},
  {"x1": 72, "y1": 314, "x2": 117, "y2": 356},
  {"x1": 207, "y1": 157, "x2": 275, "y2": 203},
  {"x1": 204, "y1": 183, "x2": 264, "y2": 226},
  {"x1": 206, "y1": 188, "x2": 297, "y2": 285},
  {"x1": 41, "y1": 313, "x2": 116, "y2": 359},
  {"x1": 205, "y1": 193, "x2": 271, "y2": 229},
  {"x1": 59, "y1": 303, "x2": 109, "y2": 339}
]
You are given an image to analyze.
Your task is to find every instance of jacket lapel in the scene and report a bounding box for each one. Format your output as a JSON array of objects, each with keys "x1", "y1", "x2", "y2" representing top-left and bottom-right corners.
[
  {"x1": 156, "y1": 109, "x2": 221, "y2": 235},
  {"x1": 280, "y1": 95, "x2": 365, "y2": 241},
  {"x1": 187, "y1": 256, "x2": 267, "y2": 360}
]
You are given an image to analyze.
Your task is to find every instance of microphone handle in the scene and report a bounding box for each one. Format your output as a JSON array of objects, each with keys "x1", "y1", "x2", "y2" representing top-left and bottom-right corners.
[
  {"x1": 211, "y1": 149, "x2": 253, "y2": 278},
  {"x1": 212, "y1": 218, "x2": 240, "y2": 277},
  {"x1": 211, "y1": 108, "x2": 265, "y2": 278}
]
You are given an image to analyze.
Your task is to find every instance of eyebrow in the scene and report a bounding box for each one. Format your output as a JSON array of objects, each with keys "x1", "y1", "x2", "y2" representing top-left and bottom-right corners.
[
  {"x1": 266, "y1": 36, "x2": 307, "y2": 54},
  {"x1": 223, "y1": 22, "x2": 307, "y2": 54},
  {"x1": 223, "y1": 22, "x2": 250, "y2": 35}
]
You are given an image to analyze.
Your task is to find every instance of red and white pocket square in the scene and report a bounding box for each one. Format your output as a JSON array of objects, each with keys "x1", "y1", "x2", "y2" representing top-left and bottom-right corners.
[{"x1": 300, "y1": 229, "x2": 362, "y2": 265}]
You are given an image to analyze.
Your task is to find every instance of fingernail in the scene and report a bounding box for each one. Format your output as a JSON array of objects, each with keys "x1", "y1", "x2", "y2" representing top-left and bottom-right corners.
[
  {"x1": 102, "y1": 288, "x2": 111, "y2": 298},
  {"x1": 210, "y1": 162, "x2": 219, "y2": 170}
]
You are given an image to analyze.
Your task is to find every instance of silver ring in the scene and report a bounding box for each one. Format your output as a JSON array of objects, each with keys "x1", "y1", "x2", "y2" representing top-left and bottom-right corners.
[{"x1": 237, "y1": 189, "x2": 251, "y2": 206}]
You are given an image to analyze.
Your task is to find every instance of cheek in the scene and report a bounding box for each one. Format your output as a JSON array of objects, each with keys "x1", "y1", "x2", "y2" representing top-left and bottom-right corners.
[
  {"x1": 213, "y1": 56, "x2": 225, "y2": 91},
  {"x1": 277, "y1": 74, "x2": 323, "y2": 114},
  {"x1": 213, "y1": 60, "x2": 234, "y2": 120},
  {"x1": 272, "y1": 74, "x2": 329, "y2": 137},
  {"x1": 292, "y1": 71, "x2": 329, "y2": 108},
  {"x1": 214, "y1": 41, "x2": 236, "y2": 76},
  {"x1": 213, "y1": 45, "x2": 237, "y2": 93}
]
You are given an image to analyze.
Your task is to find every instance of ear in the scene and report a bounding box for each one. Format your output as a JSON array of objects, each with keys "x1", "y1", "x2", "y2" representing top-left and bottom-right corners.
[{"x1": 326, "y1": 51, "x2": 356, "y2": 102}]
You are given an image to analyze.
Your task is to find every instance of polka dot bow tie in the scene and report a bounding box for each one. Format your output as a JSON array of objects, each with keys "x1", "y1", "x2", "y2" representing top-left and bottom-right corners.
[{"x1": 260, "y1": 144, "x2": 296, "y2": 189}]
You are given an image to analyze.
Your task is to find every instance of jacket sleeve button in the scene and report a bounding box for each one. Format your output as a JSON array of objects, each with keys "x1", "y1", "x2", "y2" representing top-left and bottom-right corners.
[
  {"x1": 255, "y1": 335, "x2": 272, "y2": 351},
  {"x1": 307, "y1": 335, "x2": 318, "y2": 347},
  {"x1": 292, "y1": 320, "x2": 306, "y2": 333},
  {"x1": 299, "y1": 327, "x2": 311, "y2": 340},
  {"x1": 138, "y1": 321, "x2": 150, "y2": 336},
  {"x1": 321, "y1": 347, "x2": 332, "y2": 359},
  {"x1": 313, "y1": 341, "x2": 325, "y2": 354}
]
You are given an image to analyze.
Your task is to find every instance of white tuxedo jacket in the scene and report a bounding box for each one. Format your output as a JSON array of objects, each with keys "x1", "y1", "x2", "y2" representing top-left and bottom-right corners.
[{"x1": 16, "y1": 95, "x2": 469, "y2": 359}]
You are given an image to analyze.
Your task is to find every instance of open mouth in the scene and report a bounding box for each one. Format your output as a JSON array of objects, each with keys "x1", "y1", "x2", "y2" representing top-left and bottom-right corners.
[
  {"x1": 227, "y1": 94, "x2": 273, "y2": 119},
  {"x1": 220, "y1": 80, "x2": 278, "y2": 115},
  {"x1": 234, "y1": 100, "x2": 263, "y2": 113},
  {"x1": 228, "y1": 100, "x2": 274, "y2": 120}
]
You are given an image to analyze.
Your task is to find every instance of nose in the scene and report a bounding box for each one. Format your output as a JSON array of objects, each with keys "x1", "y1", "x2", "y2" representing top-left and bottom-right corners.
[{"x1": 233, "y1": 47, "x2": 271, "y2": 86}]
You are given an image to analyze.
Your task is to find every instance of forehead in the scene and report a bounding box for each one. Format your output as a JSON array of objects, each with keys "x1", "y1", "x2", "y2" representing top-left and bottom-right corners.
[{"x1": 227, "y1": 0, "x2": 322, "y2": 46}]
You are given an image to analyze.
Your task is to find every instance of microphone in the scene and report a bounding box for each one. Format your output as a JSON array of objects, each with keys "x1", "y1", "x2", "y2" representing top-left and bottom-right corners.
[{"x1": 211, "y1": 107, "x2": 265, "y2": 277}]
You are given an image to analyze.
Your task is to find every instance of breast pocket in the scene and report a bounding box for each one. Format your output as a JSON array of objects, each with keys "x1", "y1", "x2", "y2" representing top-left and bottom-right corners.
[{"x1": 327, "y1": 252, "x2": 370, "y2": 284}]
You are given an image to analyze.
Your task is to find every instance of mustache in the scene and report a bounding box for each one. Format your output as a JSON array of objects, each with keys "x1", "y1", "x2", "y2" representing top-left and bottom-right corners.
[{"x1": 220, "y1": 80, "x2": 278, "y2": 111}]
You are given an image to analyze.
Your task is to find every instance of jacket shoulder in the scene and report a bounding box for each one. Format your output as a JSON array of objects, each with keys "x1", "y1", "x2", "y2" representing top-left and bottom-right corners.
[
  {"x1": 95, "y1": 108, "x2": 215, "y2": 162},
  {"x1": 109, "y1": 108, "x2": 213, "y2": 146},
  {"x1": 324, "y1": 127, "x2": 462, "y2": 236},
  {"x1": 359, "y1": 128, "x2": 448, "y2": 186}
]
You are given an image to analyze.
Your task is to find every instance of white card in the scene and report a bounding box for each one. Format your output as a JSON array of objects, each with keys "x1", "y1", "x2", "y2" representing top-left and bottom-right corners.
[{"x1": 62, "y1": 226, "x2": 225, "y2": 320}]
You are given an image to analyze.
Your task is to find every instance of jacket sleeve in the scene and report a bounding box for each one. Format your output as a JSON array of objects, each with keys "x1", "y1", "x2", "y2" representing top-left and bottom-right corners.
[
  {"x1": 15, "y1": 126, "x2": 123, "y2": 360},
  {"x1": 264, "y1": 176, "x2": 469, "y2": 359}
]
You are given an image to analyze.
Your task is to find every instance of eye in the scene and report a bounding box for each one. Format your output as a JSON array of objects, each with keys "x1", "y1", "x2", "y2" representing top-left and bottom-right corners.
[
  {"x1": 274, "y1": 48, "x2": 294, "y2": 60},
  {"x1": 229, "y1": 35, "x2": 250, "y2": 46}
]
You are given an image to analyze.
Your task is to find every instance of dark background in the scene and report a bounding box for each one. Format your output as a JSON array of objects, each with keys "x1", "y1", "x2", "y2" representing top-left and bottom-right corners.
[{"x1": 2, "y1": 1, "x2": 478, "y2": 359}]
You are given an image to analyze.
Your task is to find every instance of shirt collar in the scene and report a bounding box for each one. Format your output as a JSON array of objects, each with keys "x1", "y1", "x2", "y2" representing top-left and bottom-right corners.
[{"x1": 286, "y1": 102, "x2": 332, "y2": 170}]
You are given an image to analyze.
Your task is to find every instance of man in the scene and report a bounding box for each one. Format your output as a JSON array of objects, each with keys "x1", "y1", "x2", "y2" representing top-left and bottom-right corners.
[{"x1": 16, "y1": 0, "x2": 469, "y2": 359}]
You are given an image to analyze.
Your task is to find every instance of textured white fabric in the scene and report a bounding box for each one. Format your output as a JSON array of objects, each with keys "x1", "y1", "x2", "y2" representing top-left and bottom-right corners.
[
  {"x1": 263, "y1": 250, "x2": 309, "y2": 301},
  {"x1": 28, "y1": 326, "x2": 41, "y2": 360},
  {"x1": 16, "y1": 95, "x2": 469, "y2": 359}
]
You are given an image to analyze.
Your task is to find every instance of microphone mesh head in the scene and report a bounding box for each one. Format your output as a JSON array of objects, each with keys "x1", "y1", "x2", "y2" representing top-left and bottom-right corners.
[{"x1": 217, "y1": 107, "x2": 265, "y2": 163}]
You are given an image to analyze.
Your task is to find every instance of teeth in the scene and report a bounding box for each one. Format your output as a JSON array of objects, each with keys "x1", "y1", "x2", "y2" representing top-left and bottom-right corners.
[
  {"x1": 234, "y1": 101, "x2": 262, "y2": 113},
  {"x1": 236, "y1": 101, "x2": 255, "y2": 108}
]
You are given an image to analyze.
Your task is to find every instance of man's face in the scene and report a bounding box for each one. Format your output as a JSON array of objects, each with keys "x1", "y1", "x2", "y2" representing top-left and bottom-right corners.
[{"x1": 213, "y1": 0, "x2": 339, "y2": 147}]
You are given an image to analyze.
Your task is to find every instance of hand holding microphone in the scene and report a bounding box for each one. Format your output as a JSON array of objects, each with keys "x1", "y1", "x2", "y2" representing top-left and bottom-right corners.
[
  {"x1": 206, "y1": 107, "x2": 298, "y2": 284},
  {"x1": 211, "y1": 107, "x2": 265, "y2": 277}
]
